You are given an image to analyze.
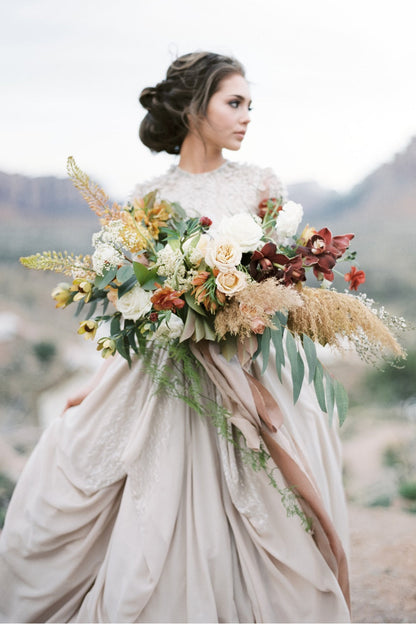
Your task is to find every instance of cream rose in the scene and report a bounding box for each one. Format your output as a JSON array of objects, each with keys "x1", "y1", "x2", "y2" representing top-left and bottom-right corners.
[
  {"x1": 204, "y1": 238, "x2": 242, "y2": 272},
  {"x1": 215, "y1": 270, "x2": 247, "y2": 296},
  {"x1": 115, "y1": 283, "x2": 152, "y2": 321},
  {"x1": 218, "y1": 213, "x2": 263, "y2": 252}
]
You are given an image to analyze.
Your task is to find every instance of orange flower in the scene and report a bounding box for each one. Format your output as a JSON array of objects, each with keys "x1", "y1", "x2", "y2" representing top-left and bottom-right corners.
[
  {"x1": 191, "y1": 271, "x2": 210, "y2": 287},
  {"x1": 344, "y1": 266, "x2": 366, "y2": 291},
  {"x1": 151, "y1": 285, "x2": 185, "y2": 311}
]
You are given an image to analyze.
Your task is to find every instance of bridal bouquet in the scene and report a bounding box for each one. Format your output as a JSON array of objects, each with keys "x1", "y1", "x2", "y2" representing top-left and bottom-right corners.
[{"x1": 21, "y1": 158, "x2": 405, "y2": 426}]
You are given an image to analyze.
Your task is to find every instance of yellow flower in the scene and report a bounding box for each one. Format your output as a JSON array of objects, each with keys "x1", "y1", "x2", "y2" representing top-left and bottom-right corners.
[
  {"x1": 77, "y1": 319, "x2": 98, "y2": 340},
  {"x1": 297, "y1": 224, "x2": 317, "y2": 246},
  {"x1": 51, "y1": 282, "x2": 72, "y2": 308},
  {"x1": 96, "y1": 337, "x2": 116, "y2": 358},
  {"x1": 71, "y1": 278, "x2": 93, "y2": 302}
]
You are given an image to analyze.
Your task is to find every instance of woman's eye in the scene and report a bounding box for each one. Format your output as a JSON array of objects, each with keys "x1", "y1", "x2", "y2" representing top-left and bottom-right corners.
[{"x1": 229, "y1": 100, "x2": 240, "y2": 108}]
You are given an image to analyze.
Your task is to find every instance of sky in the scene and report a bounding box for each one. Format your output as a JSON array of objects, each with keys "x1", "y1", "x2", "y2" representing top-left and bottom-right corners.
[{"x1": 1, "y1": 0, "x2": 415, "y2": 199}]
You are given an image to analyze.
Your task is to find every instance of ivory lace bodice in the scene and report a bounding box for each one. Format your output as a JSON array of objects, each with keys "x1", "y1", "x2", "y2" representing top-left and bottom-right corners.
[{"x1": 131, "y1": 160, "x2": 287, "y2": 221}]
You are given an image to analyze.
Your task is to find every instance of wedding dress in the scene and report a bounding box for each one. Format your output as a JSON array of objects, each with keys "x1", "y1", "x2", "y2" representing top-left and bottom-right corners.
[{"x1": 0, "y1": 161, "x2": 351, "y2": 623}]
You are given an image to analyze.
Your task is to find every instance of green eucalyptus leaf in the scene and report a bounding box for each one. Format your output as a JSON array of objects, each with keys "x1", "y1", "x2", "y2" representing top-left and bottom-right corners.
[
  {"x1": 87, "y1": 299, "x2": 97, "y2": 318},
  {"x1": 75, "y1": 299, "x2": 85, "y2": 317},
  {"x1": 271, "y1": 327, "x2": 285, "y2": 382},
  {"x1": 95, "y1": 266, "x2": 117, "y2": 289},
  {"x1": 334, "y1": 379, "x2": 349, "y2": 426},
  {"x1": 302, "y1": 334, "x2": 318, "y2": 383},
  {"x1": 286, "y1": 330, "x2": 304, "y2": 404},
  {"x1": 261, "y1": 327, "x2": 271, "y2": 375},
  {"x1": 117, "y1": 275, "x2": 137, "y2": 297},
  {"x1": 313, "y1": 362, "x2": 327, "y2": 412},
  {"x1": 110, "y1": 314, "x2": 121, "y2": 336},
  {"x1": 324, "y1": 369, "x2": 335, "y2": 424},
  {"x1": 252, "y1": 333, "x2": 263, "y2": 360},
  {"x1": 117, "y1": 264, "x2": 134, "y2": 282}
]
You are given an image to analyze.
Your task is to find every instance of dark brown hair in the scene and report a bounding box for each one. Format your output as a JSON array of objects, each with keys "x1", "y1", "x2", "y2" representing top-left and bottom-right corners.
[{"x1": 139, "y1": 51, "x2": 245, "y2": 154}]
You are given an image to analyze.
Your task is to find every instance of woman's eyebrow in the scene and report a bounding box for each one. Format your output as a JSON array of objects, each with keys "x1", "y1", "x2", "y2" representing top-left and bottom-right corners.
[{"x1": 229, "y1": 94, "x2": 252, "y2": 104}]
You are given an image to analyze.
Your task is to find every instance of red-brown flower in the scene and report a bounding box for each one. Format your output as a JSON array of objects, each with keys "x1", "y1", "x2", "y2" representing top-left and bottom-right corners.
[
  {"x1": 151, "y1": 285, "x2": 185, "y2": 311},
  {"x1": 199, "y1": 216, "x2": 212, "y2": 228},
  {"x1": 249, "y1": 242, "x2": 283, "y2": 281},
  {"x1": 344, "y1": 266, "x2": 366, "y2": 291},
  {"x1": 258, "y1": 197, "x2": 282, "y2": 220},
  {"x1": 297, "y1": 227, "x2": 354, "y2": 281}
]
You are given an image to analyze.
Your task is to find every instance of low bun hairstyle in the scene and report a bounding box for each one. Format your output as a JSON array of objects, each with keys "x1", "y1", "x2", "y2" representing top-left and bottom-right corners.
[{"x1": 139, "y1": 51, "x2": 245, "y2": 154}]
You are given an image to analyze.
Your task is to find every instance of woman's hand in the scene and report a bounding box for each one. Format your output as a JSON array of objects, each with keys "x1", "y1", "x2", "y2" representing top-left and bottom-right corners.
[
  {"x1": 61, "y1": 385, "x2": 93, "y2": 415},
  {"x1": 61, "y1": 356, "x2": 114, "y2": 416}
]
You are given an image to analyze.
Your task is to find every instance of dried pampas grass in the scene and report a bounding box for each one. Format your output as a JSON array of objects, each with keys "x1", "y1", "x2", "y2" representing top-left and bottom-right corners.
[
  {"x1": 214, "y1": 279, "x2": 302, "y2": 339},
  {"x1": 287, "y1": 286, "x2": 405, "y2": 362}
]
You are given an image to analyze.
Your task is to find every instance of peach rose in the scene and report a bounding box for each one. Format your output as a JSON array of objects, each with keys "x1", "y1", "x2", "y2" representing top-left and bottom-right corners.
[
  {"x1": 205, "y1": 238, "x2": 242, "y2": 272},
  {"x1": 215, "y1": 270, "x2": 247, "y2": 296}
]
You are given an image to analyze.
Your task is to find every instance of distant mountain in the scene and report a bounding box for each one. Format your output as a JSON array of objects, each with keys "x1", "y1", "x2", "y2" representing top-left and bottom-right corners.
[
  {"x1": 0, "y1": 171, "x2": 96, "y2": 222},
  {"x1": 287, "y1": 181, "x2": 340, "y2": 217}
]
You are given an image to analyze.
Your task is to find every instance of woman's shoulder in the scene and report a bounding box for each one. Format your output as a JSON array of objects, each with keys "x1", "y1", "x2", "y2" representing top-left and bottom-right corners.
[
  {"x1": 226, "y1": 161, "x2": 288, "y2": 201},
  {"x1": 129, "y1": 165, "x2": 178, "y2": 200}
]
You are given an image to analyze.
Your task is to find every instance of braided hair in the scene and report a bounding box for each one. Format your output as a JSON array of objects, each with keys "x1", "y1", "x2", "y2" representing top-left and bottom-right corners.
[{"x1": 139, "y1": 51, "x2": 245, "y2": 154}]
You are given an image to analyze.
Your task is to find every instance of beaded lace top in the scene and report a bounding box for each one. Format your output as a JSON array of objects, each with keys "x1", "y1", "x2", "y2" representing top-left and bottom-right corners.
[{"x1": 131, "y1": 160, "x2": 287, "y2": 220}]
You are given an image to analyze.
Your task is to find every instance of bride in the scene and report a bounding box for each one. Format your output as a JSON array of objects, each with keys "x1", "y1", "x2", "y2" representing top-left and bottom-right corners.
[{"x1": 0, "y1": 51, "x2": 351, "y2": 623}]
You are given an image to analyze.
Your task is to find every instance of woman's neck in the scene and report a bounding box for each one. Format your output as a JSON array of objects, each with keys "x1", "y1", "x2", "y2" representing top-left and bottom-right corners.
[{"x1": 178, "y1": 133, "x2": 226, "y2": 174}]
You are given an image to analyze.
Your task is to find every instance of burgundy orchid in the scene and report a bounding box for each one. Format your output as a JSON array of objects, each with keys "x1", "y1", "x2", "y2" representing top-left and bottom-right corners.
[
  {"x1": 297, "y1": 227, "x2": 354, "y2": 281},
  {"x1": 249, "y1": 243, "x2": 305, "y2": 285}
]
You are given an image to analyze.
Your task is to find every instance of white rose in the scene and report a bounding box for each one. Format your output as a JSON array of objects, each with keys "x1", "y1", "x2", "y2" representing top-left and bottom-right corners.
[
  {"x1": 218, "y1": 213, "x2": 263, "y2": 252},
  {"x1": 204, "y1": 238, "x2": 242, "y2": 272},
  {"x1": 215, "y1": 270, "x2": 247, "y2": 296},
  {"x1": 154, "y1": 314, "x2": 184, "y2": 341},
  {"x1": 275, "y1": 201, "x2": 304, "y2": 243},
  {"x1": 115, "y1": 283, "x2": 152, "y2": 321}
]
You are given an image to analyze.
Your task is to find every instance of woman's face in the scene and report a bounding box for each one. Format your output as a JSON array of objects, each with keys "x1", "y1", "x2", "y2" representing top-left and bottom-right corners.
[{"x1": 197, "y1": 73, "x2": 252, "y2": 151}]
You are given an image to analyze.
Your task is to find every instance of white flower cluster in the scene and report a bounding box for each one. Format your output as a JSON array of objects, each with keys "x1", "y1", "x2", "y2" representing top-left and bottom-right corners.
[
  {"x1": 274, "y1": 201, "x2": 304, "y2": 245},
  {"x1": 154, "y1": 244, "x2": 197, "y2": 291},
  {"x1": 91, "y1": 221, "x2": 125, "y2": 275},
  {"x1": 92, "y1": 220, "x2": 124, "y2": 247},
  {"x1": 92, "y1": 244, "x2": 124, "y2": 276}
]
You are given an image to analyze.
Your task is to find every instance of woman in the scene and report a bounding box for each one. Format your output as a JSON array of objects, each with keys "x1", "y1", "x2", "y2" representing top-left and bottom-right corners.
[{"x1": 0, "y1": 51, "x2": 350, "y2": 622}]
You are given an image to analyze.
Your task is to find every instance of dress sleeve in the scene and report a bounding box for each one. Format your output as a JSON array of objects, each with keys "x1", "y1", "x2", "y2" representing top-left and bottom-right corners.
[{"x1": 257, "y1": 167, "x2": 288, "y2": 204}]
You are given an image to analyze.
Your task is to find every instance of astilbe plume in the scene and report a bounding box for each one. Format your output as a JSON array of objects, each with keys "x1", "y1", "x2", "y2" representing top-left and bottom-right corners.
[{"x1": 67, "y1": 156, "x2": 124, "y2": 222}]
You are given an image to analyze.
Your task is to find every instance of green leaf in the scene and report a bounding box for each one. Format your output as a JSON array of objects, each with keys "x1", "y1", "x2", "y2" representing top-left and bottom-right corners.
[
  {"x1": 194, "y1": 316, "x2": 206, "y2": 342},
  {"x1": 133, "y1": 261, "x2": 154, "y2": 286},
  {"x1": 334, "y1": 379, "x2": 349, "y2": 426},
  {"x1": 86, "y1": 299, "x2": 97, "y2": 318},
  {"x1": 313, "y1": 362, "x2": 327, "y2": 412},
  {"x1": 117, "y1": 264, "x2": 134, "y2": 282},
  {"x1": 261, "y1": 327, "x2": 271, "y2": 375},
  {"x1": 286, "y1": 330, "x2": 304, "y2": 404},
  {"x1": 302, "y1": 334, "x2": 318, "y2": 383},
  {"x1": 110, "y1": 314, "x2": 121, "y2": 336},
  {"x1": 324, "y1": 369, "x2": 335, "y2": 424},
  {"x1": 271, "y1": 327, "x2": 285, "y2": 382},
  {"x1": 184, "y1": 291, "x2": 207, "y2": 317},
  {"x1": 117, "y1": 275, "x2": 137, "y2": 297},
  {"x1": 252, "y1": 333, "x2": 263, "y2": 360},
  {"x1": 75, "y1": 299, "x2": 85, "y2": 317},
  {"x1": 127, "y1": 329, "x2": 139, "y2": 354},
  {"x1": 95, "y1": 266, "x2": 117, "y2": 289},
  {"x1": 202, "y1": 319, "x2": 217, "y2": 341}
]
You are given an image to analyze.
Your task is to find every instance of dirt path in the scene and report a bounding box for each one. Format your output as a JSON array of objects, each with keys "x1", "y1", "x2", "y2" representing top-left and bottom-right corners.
[{"x1": 349, "y1": 504, "x2": 416, "y2": 623}]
